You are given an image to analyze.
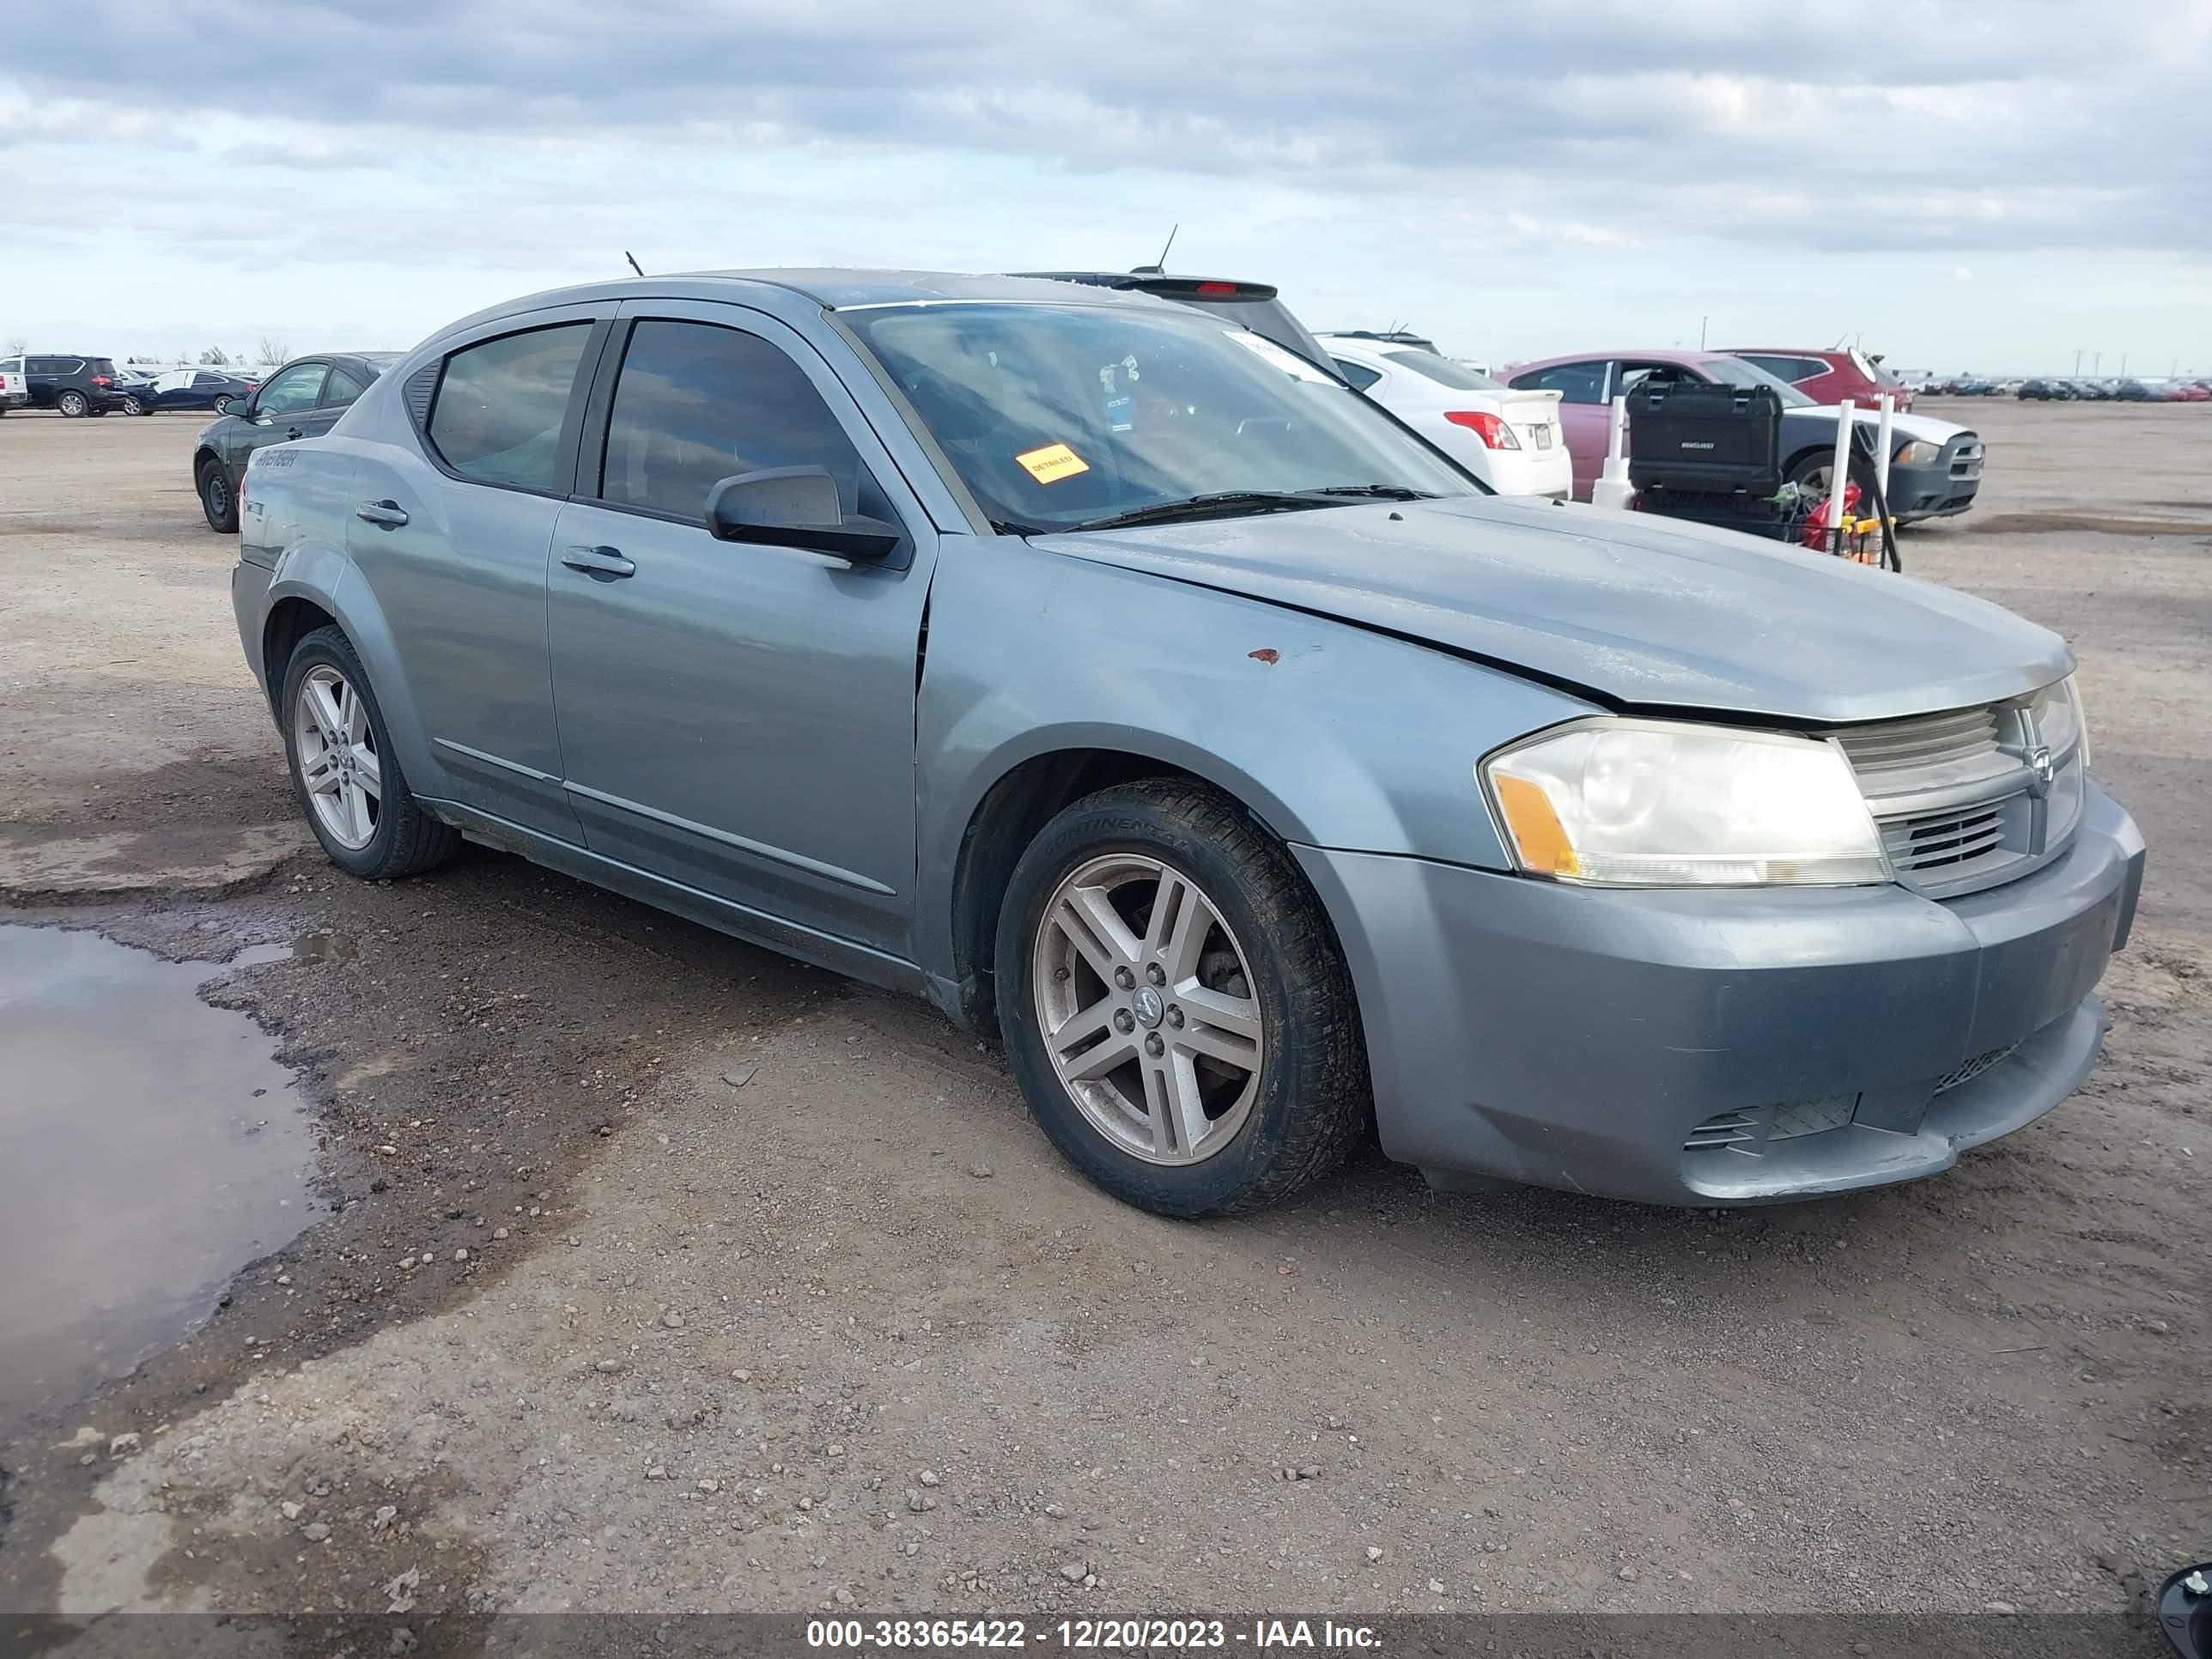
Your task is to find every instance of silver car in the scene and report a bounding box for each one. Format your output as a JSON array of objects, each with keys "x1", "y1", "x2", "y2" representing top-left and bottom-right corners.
[{"x1": 232, "y1": 271, "x2": 2144, "y2": 1217}]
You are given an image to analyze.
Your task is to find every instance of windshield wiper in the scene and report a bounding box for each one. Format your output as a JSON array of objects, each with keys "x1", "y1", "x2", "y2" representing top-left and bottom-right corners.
[
  {"x1": 1066, "y1": 490, "x2": 1364, "y2": 534},
  {"x1": 1302, "y1": 483, "x2": 1439, "y2": 501}
]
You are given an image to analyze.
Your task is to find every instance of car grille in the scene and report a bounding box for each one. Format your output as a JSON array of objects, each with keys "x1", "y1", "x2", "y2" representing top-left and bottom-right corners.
[
  {"x1": 1832, "y1": 694, "x2": 2081, "y2": 896},
  {"x1": 1947, "y1": 436, "x2": 1984, "y2": 479},
  {"x1": 1932, "y1": 1040, "x2": 2021, "y2": 1096},
  {"x1": 1833, "y1": 705, "x2": 2001, "y2": 780}
]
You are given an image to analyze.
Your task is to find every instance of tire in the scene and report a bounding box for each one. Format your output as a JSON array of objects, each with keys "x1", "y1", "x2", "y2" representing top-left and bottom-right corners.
[
  {"x1": 279, "y1": 626, "x2": 460, "y2": 881},
  {"x1": 196, "y1": 456, "x2": 239, "y2": 532},
  {"x1": 56, "y1": 389, "x2": 88, "y2": 417},
  {"x1": 994, "y1": 779, "x2": 1369, "y2": 1218},
  {"x1": 211, "y1": 394, "x2": 233, "y2": 415},
  {"x1": 118, "y1": 395, "x2": 145, "y2": 416}
]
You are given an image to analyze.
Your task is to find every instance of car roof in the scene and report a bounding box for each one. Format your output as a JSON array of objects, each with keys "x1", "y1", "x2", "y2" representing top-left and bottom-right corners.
[
  {"x1": 432, "y1": 270, "x2": 1171, "y2": 346},
  {"x1": 1505, "y1": 349, "x2": 1733, "y2": 373},
  {"x1": 1728, "y1": 348, "x2": 1856, "y2": 362}
]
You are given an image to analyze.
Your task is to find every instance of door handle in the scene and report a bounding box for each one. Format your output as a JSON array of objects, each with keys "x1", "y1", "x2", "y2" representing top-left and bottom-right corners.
[
  {"x1": 355, "y1": 500, "x2": 409, "y2": 528},
  {"x1": 285, "y1": 428, "x2": 303, "y2": 441},
  {"x1": 562, "y1": 544, "x2": 636, "y2": 579}
]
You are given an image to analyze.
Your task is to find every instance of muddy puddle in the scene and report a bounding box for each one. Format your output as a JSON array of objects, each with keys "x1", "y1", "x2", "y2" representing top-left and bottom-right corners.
[{"x1": 0, "y1": 926, "x2": 319, "y2": 1443}]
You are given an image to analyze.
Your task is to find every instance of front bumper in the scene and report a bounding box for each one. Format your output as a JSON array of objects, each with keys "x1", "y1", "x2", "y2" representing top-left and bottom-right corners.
[
  {"x1": 1295, "y1": 781, "x2": 2144, "y2": 1206},
  {"x1": 1888, "y1": 431, "x2": 1983, "y2": 520}
]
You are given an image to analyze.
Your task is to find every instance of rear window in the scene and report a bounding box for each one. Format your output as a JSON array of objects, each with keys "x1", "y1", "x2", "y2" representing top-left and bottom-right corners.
[
  {"x1": 88, "y1": 359, "x2": 117, "y2": 378},
  {"x1": 1383, "y1": 350, "x2": 1503, "y2": 392},
  {"x1": 1510, "y1": 362, "x2": 1607, "y2": 405}
]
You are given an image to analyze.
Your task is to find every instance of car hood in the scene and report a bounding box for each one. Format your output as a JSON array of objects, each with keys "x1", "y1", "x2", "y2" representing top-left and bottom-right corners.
[
  {"x1": 1030, "y1": 495, "x2": 2065, "y2": 725},
  {"x1": 1800, "y1": 404, "x2": 1966, "y2": 443}
]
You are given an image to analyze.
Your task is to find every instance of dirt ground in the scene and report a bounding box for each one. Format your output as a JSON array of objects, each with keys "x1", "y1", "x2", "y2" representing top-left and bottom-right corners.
[{"x1": 0, "y1": 402, "x2": 2206, "y2": 1633}]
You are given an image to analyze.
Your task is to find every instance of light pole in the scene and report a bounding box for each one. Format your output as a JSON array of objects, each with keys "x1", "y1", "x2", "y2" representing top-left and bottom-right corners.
[
  {"x1": 2074, "y1": 349, "x2": 2083, "y2": 376},
  {"x1": 2119, "y1": 354, "x2": 2128, "y2": 376}
]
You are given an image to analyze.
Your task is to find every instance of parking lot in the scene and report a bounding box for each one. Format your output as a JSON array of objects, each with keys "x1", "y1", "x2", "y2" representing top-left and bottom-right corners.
[{"x1": 0, "y1": 403, "x2": 2206, "y2": 1620}]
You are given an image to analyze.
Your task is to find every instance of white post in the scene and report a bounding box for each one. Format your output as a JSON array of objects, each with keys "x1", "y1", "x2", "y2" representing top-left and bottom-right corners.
[
  {"x1": 1875, "y1": 392, "x2": 1894, "y2": 507},
  {"x1": 1591, "y1": 395, "x2": 1635, "y2": 511},
  {"x1": 1827, "y1": 401, "x2": 1855, "y2": 555}
]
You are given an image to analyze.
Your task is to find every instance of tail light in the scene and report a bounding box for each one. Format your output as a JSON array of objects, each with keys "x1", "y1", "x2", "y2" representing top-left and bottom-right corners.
[
  {"x1": 91, "y1": 374, "x2": 112, "y2": 386},
  {"x1": 1445, "y1": 410, "x2": 1521, "y2": 449}
]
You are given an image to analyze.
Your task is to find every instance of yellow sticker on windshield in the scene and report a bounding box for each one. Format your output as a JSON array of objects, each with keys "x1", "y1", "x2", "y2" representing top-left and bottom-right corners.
[{"x1": 1015, "y1": 442, "x2": 1091, "y2": 484}]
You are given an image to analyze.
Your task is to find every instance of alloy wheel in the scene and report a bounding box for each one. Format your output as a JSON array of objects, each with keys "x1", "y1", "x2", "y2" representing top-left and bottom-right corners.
[
  {"x1": 291, "y1": 663, "x2": 381, "y2": 850},
  {"x1": 1030, "y1": 853, "x2": 1264, "y2": 1164},
  {"x1": 212, "y1": 395, "x2": 232, "y2": 414}
]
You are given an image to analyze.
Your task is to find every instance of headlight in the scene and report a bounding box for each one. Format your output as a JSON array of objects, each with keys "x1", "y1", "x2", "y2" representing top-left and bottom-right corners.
[
  {"x1": 1483, "y1": 720, "x2": 1890, "y2": 887},
  {"x1": 2032, "y1": 675, "x2": 2089, "y2": 769},
  {"x1": 1893, "y1": 438, "x2": 1941, "y2": 466}
]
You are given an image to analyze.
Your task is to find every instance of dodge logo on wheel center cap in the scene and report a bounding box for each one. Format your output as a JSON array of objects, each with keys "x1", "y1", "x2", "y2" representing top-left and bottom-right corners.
[{"x1": 1133, "y1": 988, "x2": 1164, "y2": 1028}]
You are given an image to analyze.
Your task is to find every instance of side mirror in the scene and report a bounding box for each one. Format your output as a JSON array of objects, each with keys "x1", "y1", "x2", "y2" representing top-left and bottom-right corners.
[{"x1": 705, "y1": 466, "x2": 901, "y2": 562}]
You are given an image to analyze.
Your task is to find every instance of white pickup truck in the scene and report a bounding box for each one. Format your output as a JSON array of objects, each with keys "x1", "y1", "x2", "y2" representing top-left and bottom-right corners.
[{"x1": 0, "y1": 357, "x2": 29, "y2": 413}]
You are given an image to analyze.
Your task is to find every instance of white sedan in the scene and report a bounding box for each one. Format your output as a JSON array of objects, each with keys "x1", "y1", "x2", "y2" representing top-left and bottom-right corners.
[{"x1": 1320, "y1": 335, "x2": 1573, "y2": 498}]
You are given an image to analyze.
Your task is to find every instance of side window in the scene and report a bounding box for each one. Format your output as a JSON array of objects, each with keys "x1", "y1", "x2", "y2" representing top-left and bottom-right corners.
[
  {"x1": 428, "y1": 324, "x2": 593, "y2": 492},
  {"x1": 256, "y1": 364, "x2": 328, "y2": 416},
  {"x1": 325, "y1": 366, "x2": 368, "y2": 408},
  {"x1": 597, "y1": 319, "x2": 867, "y2": 521},
  {"x1": 1616, "y1": 362, "x2": 1692, "y2": 398},
  {"x1": 1511, "y1": 362, "x2": 1607, "y2": 404},
  {"x1": 1332, "y1": 358, "x2": 1383, "y2": 392}
]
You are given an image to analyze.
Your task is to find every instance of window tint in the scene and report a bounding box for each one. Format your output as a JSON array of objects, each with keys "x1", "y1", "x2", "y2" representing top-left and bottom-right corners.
[
  {"x1": 0, "y1": 359, "x2": 20, "y2": 374},
  {"x1": 1510, "y1": 362, "x2": 1607, "y2": 404},
  {"x1": 30, "y1": 358, "x2": 73, "y2": 374},
  {"x1": 325, "y1": 366, "x2": 368, "y2": 408},
  {"x1": 598, "y1": 319, "x2": 866, "y2": 520},
  {"x1": 1332, "y1": 358, "x2": 1383, "y2": 392},
  {"x1": 255, "y1": 364, "x2": 327, "y2": 417},
  {"x1": 428, "y1": 324, "x2": 592, "y2": 491}
]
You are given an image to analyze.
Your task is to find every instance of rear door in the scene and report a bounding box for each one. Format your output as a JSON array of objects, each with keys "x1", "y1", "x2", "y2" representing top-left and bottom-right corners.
[
  {"x1": 545, "y1": 301, "x2": 934, "y2": 957},
  {"x1": 344, "y1": 310, "x2": 605, "y2": 842}
]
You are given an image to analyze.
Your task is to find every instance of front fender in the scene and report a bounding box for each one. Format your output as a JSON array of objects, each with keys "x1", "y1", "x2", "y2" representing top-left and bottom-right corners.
[{"x1": 913, "y1": 538, "x2": 1592, "y2": 977}]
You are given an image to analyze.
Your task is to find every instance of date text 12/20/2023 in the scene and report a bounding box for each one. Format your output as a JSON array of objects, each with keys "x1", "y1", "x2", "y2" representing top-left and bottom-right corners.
[{"x1": 805, "y1": 1618, "x2": 1382, "y2": 1650}]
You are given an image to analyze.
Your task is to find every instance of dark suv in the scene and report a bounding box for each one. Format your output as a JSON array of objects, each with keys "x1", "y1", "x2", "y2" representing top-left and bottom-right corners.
[{"x1": 7, "y1": 354, "x2": 124, "y2": 416}]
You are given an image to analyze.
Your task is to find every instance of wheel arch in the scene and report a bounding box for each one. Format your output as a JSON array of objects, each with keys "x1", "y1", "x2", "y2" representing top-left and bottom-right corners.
[
  {"x1": 261, "y1": 561, "x2": 444, "y2": 799},
  {"x1": 941, "y1": 740, "x2": 1342, "y2": 1039}
]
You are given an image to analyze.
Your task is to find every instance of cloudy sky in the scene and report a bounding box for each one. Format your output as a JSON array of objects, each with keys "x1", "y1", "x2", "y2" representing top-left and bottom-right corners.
[{"x1": 5, "y1": 0, "x2": 2207, "y2": 374}]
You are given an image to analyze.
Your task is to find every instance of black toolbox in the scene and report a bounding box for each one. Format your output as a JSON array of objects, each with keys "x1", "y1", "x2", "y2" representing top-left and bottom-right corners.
[{"x1": 1626, "y1": 382, "x2": 1784, "y2": 496}]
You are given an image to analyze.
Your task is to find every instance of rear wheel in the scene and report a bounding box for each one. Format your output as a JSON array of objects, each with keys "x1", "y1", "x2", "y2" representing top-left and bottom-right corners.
[
  {"x1": 995, "y1": 780, "x2": 1369, "y2": 1217},
  {"x1": 211, "y1": 393, "x2": 234, "y2": 415},
  {"x1": 196, "y1": 457, "x2": 238, "y2": 532},
  {"x1": 56, "y1": 389, "x2": 88, "y2": 417},
  {"x1": 280, "y1": 627, "x2": 459, "y2": 881},
  {"x1": 118, "y1": 394, "x2": 145, "y2": 416}
]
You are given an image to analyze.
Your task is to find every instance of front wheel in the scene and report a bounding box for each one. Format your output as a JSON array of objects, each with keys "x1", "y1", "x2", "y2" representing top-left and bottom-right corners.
[
  {"x1": 280, "y1": 627, "x2": 460, "y2": 881},
  {"x1": 118, "y1": 394, "x2": 146, "y2": 416},
  {"x1": 56, "y1": 389, "x2": 88, "y2": 417},
  {"x1": 995, "y1": 780, "x2": 1369, "y2": 1217}
]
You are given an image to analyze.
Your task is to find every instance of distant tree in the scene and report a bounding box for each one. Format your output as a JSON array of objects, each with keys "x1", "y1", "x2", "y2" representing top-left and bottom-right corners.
[
  {"x1": 256, "y1": 337, "x2": 292, "y2": 367},
  {"x1": 199, "y1": 347, "x2": 229, "y2": 366},
  {"x1": 3, "y1": 335, "x2": 26, "y2": 356}
]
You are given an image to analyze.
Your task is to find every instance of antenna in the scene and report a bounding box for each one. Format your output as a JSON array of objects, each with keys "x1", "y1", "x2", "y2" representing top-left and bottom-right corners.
[
  {"x1": 1132, "y1": 224, "x2": 1178, "y2": 275},
  {"x1": 623, "y1": 251, "x2": 646, "y2": 277}
]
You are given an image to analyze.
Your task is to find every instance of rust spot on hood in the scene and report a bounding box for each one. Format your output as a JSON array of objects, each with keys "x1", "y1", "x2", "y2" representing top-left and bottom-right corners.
[{"x1": 1248, "y1": 648, "x2": 1280, "y2": 665}]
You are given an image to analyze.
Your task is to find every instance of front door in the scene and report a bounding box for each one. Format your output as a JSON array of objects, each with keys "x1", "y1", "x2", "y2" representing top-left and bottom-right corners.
[{"x1": 545, "y1": 303, "x2": 935, "y2": 959}]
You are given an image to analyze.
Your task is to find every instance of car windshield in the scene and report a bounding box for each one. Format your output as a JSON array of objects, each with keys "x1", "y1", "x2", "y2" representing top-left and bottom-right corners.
[
  {"x1": 1382, "y1": 349, "x2": 1505, "y2": 392},
  {"x1": 848, "y1": 302, "x2": 1480, "y2": 532},
  {"x1": 1702, "y1": 356, "x2": 1817, "y2": 407}
]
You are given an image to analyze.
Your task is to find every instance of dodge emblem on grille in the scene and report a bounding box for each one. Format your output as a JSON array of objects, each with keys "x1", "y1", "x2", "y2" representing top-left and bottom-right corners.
[{"x1": 2028, "y1": 744, "x2": 2055, "y2": 788}]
